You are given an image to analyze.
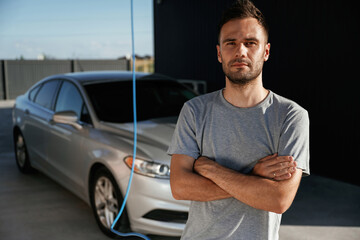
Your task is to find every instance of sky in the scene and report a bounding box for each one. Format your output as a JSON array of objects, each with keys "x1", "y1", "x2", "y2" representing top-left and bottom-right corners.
[{"x1": 0, "y1": 0, "x2": 154, "y2": 59}]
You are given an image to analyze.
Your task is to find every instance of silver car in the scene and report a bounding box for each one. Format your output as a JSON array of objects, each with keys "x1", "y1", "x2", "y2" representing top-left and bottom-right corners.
[{"x1": 12, "y1": 71, "x2": 194, "y2": 237}]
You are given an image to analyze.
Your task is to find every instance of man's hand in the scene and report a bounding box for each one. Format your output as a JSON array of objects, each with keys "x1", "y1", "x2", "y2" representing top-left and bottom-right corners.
[{"x1": 252, "y1": 153, "x2": 297, "y2": 181}]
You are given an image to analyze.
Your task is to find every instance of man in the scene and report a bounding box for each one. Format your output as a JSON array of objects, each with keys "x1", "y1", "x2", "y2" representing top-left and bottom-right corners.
[{"x1": 168, "y1": 0, "x2": 310, "y2": 239}]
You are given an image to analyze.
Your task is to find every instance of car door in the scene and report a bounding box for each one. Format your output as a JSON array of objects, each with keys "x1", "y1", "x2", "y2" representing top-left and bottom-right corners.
[
  {"x1": 46, "y1": 80, "x2": 92, "y2": 197},
  {"x1": 24, "y1": 80, "x2": 61, "y2": 169}
]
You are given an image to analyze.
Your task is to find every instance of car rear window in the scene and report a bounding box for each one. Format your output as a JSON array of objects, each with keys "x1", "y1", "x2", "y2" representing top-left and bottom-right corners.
[
  {"x1": 34, "y1": 80, "x2": 60, "y2": 110},
  {"x1": 29, "y1": 85, "x2": 41, "y2": 102},
  {"x1": 84, "y1": 80, "x2": 197, "y2": 123}
]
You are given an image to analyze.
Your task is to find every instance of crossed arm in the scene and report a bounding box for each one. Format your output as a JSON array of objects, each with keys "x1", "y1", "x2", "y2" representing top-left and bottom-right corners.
[{"x1": 170, "y1": 153, "x2": 302, "y2": 214}]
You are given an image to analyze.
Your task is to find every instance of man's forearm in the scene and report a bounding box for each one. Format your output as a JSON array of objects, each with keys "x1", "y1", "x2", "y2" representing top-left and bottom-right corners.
[
  {"x1": 195, "y1": 157, "x2": 302, "y2": 213},
  {"x1": 170, "y1": 154, "x2": 232, "y2": 201},
  {"x1": 171, "y1": 168, "x2": 231, "y2": 201}
]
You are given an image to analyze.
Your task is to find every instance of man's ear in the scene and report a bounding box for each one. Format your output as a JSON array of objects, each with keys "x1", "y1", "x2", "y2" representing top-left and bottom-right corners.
[
  {"x1": 216, "y1": 45, "x2": 222, "y2": 63},
  {"x1": 264, "y1": 43, "x2": 270, "y2": 62}
]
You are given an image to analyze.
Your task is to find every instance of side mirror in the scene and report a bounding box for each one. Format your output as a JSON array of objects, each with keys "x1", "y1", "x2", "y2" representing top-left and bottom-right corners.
[{"x1": 52, "y1": 111, "x2": 83, "y2": 130}]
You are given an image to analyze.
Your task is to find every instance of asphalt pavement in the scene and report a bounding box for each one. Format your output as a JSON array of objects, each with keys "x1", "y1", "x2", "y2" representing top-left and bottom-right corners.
[{"x1": 1, "y1": 101, "x2": 360, "y2": 240}]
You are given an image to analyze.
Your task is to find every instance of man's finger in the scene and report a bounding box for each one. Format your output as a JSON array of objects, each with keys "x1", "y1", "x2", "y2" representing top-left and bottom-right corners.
[
  {"x1": 274, "y1": 172, "x2": 292, "y2": 181},
  {"x1": 261, "y1": 155, "x2": 293, "y2": 167},
  {"x1": 269, "y1": 161, "x2": 296, "y2": 173},
  {"x1": 272, "y1": 166, "x2": 296, "y2": 179}
]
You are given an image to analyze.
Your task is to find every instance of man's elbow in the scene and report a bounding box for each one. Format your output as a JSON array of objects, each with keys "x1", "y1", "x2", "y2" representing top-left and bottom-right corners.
[
  {"x1": 171, "y1": 191, "x2": 184, "y2": 200},
  {"x1": 170, "y1": 178, "x2": 186, "y2": 200},
  {"x1": 170, "y1": 186, "x2": 182, "y2": 200},
  {"x1": 272, "y1": 184, "x2": 299, "y2": 213},
  {"x1": 272, "y1": 169, "x2": 301, "y2": 214},
  {"x1": 272, "y1": 197, "x2": 292, "y2": 214}
]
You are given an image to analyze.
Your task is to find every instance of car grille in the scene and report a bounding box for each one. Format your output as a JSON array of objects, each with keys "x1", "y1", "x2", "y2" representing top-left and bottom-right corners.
[{"x1": 143, "y1": 210, "x2": 188, "y2": 224}]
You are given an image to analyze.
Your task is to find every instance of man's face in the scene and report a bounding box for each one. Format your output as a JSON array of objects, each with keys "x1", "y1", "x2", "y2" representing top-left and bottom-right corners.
[{"x1": 217, "y1": 17, "x2": 270, "y2": 85}]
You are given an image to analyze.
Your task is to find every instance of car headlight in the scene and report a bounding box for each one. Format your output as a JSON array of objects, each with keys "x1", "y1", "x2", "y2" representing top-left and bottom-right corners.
[{"x1": 124, "y1": 156, "x2": 170, "y2": 179}]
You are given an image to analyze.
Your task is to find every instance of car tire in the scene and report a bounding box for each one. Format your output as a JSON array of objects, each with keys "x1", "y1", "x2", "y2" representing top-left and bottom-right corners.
[
  {"x1": 90, "y1": 167, "x2": 130, "y2": 238},
  {"x1": 14, "y1": 130, "x2": 33, "y2": 174}
]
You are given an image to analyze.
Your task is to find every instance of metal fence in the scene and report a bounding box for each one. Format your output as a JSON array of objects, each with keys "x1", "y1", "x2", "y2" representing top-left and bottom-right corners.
[
  {"x1": 0, "y1": 59, "x2": 207, "y2": 100},
  {"x1": 0, "y1": 59, "x2": 129, "y2": 100}
]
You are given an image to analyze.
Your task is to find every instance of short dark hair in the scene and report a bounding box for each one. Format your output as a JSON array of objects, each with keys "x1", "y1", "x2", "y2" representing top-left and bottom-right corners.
[{"x1": 217, "y1": 0, "x2": 269, "y2": 43}]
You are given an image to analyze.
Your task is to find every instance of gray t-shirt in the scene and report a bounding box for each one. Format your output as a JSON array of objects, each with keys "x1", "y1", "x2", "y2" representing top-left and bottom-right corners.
[{"x1": 168, "y1": 89, "x2": 310, "y2": 240}]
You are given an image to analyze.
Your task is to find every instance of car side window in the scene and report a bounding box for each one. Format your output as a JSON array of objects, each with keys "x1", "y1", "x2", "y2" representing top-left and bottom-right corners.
[
  {"x1": 29, "y1": 85, "x2": 41, "y2": 102},
  {"x1": 34, "y1": 80, "x2": 60, "y2": 109},
  {"x1": 55, "y1": 81, "x2": 92, "y2": 124}
]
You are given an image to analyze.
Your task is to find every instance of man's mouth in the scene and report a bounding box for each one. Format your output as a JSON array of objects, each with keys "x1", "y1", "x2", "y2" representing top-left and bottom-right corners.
[
  {"x1": 232, "y1": 62, "x2": 247, "y2": 67},
  {"x1": 230, "y1": 60, "x2": 250, "y2": 68}
]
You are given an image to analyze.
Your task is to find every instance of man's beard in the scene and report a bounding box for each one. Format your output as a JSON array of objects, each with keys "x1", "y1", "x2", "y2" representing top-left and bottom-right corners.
[{"x1": 222, "y1": 58, "x2": 264, "y2": 86}]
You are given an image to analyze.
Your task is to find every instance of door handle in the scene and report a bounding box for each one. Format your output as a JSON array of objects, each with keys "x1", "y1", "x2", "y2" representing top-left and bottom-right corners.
[{"x1": 25, "y1": 109, "x2": 30, "y2": 115}]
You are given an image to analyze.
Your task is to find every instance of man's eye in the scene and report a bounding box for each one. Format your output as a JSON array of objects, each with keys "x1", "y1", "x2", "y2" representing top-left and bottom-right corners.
[
  {"x1": 225, "y1": 42, "x2": 236, "y2": 46},
  {"x1": 245, "y1": 42, "x2": 256, "y2": 46}
]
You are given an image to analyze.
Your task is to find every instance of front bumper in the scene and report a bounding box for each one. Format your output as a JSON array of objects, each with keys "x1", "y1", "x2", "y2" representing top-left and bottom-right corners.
[{"x1": 118, "y1": 172, "x2": 190, "y2": 236}]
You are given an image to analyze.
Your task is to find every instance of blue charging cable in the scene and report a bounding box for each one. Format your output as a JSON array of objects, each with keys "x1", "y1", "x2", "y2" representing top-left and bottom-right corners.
[{"x1": 110, "y1": 1, "x2": 150, "y2": 239}]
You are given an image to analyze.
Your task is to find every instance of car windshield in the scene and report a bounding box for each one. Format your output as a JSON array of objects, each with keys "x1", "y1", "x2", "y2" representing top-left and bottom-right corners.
[{"x1": 84, "y1": 80, "x2": 197, "y2": 123}]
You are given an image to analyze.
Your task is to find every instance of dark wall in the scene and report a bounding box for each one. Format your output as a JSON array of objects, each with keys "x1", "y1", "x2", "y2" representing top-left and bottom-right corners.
[
  {"x1": 154, "y1": 0, "x2": 360, "y2": 185},
  {"x1": 154, "y1": 0, "x2": 227, "y2": 91}
]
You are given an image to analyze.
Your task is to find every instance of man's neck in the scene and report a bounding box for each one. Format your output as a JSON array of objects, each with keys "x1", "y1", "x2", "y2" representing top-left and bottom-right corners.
[{"x1": 223, "y1": 77, "x2": 269, "y2": 108}]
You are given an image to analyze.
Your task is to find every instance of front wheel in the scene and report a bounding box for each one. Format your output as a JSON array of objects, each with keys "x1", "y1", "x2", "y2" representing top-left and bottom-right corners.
[
  {"x1": 14, "y1": 130, "x2": 33, "y2": 174},
  {"x1": 90, "y1": 167, "x2": 130, "y2": 238}
]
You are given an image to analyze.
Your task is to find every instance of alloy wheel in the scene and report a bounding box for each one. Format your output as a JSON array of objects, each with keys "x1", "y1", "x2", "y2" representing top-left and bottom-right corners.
[
  {"x1": 15, "y1": 134, "x2": 27, "y2": 167},
  {"x1": 94, "y1": 176, "x2": 119, "y2": 229}
]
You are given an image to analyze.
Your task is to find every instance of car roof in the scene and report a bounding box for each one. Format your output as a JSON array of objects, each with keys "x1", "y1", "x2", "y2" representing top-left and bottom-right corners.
[{"x1": 46, "y1": 71, "x2": 176, "y2": 85}]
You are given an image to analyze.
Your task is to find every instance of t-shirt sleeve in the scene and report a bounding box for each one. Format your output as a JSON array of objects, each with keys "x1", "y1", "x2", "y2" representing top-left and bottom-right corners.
[
  {"x1": 167, "y1": 102, "x2": 200, "y2": 160},
  {"x1": 278, "y1": 107, "x2": 310, "y2": 176}
]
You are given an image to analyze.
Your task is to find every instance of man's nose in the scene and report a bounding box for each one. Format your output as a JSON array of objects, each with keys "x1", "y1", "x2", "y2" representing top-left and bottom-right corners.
[{"x1": 235, "y1": 43, "x2": 247, "y2": 58}]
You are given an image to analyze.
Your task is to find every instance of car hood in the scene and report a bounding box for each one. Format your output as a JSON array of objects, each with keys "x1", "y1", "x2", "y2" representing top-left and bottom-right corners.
[{"x1": 99, "y1": 117, "x2": 178, "y2": 152}]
